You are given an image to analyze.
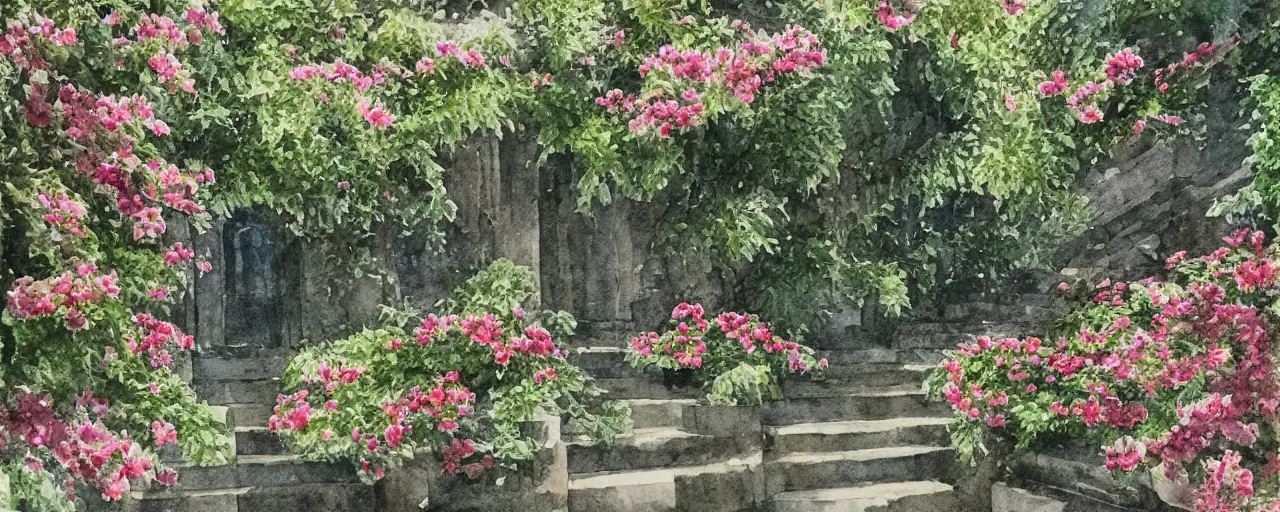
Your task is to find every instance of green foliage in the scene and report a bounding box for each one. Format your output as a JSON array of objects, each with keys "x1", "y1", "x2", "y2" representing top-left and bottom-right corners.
[
  {"x1": 626, "y1": 304, "x2": 825, "y2": 404},
  {"x1": 275, "y1": 261, "x2": 628, "y2": 481}
]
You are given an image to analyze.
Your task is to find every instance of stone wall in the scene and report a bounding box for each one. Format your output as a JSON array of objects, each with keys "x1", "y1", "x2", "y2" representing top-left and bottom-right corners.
[
  {"x1": 1054, "y1": 75, "x2": 1254, "y2": 286},
  {"x1": 184, "y1": 69, "x2": 1257, "y2": 353}
]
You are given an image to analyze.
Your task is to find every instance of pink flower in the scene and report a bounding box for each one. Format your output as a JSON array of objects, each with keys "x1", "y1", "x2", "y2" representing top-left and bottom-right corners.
[
  {"x1": 1002, "y1": 0, "x2": 1027, "y2": 16},
  {"x1": 1004, "y1": 93, "x2": 1017, "y2": 112},
  {"x1": 151, "y1": 420, "x2": 177, "y2": 446},
  {"x1": 357, "y1": 98, "x2": 395, "y2": 128},
  {"x1": 1104, "y1": 436, "x2": 1145, "y2": 472},
  {"x1": 613, "y1": 30, "x2": 626, "y2": 49},
  {"x1": 337, "y1": 180, "x2": 351, "y2": 190},
  {"x1": 1105, "y1": 48, "x2": 1144, "y2": 85},
  {"x1": 1038, "y1": 70, "x2": 1069, "y2": 96},
  {"x1": 876, "y1": 2, "x2": 915, "y2": 31},
  {"x1": 196, "y1": 261, "x2": 212, "y2": 274}
]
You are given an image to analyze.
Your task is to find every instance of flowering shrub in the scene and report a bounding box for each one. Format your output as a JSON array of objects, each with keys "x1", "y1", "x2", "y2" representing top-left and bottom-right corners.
[
  {"x1": 926, "y1": 228, "x2": 1280, "y2": 511},
  {"x1": 627, "y1": 303, "x2": 827, "y2": 405},
  {"x1": 0, "y1": 2, "x2": 232, "y2": 509},
  {"x1": 272, "y1": 260, "x2": 628, "y2": 483}
]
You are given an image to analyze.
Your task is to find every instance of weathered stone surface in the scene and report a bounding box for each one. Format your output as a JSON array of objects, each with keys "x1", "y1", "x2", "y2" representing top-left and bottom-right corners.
[
  {"x1": 764, "y1": 446, "x2": 954, "y2": 493},
  {"x1": 568, "y1": 469, "x2": 678, "y2": 512},
  {"x1": 992, "y1": 483, "x2": 1066, "y2": 512},
  {"x1": 237, "y1": 483, "x2": 374, "y2": 512},
  {"x1": 767, "y1": 417, "x2": 950, "y2": 455},
  {"x1": 567, "y1": 427, "x2": 758, "y2": 474},
  {"x1": 235, "y1": 426, "x2": 286, "y2": 456},
  {"x1": 772, "y1": 481, "x2": 956, "y2": 512},
  {"x1": 624, "y1": 398, "x2": 694, "y2": 430},
  {"x1": 106, "y1": 487, "x2": 248, "y2": 512},
  {"x1": 194, "y1": 379, "x2": 281, "y2": 405},
  {"x1": 673, "y1": 461, "x2": 765, "y2": 512},
  {"x1": 761, "y1": 389, "x2": 948, "y2": 425},
  {"x1": 1015, "y1": 450, "x2": 1156, "y2": 509},
  {"x1": 681, "y1": 405, "x2": 760, "y2": 437},
  {"x1": 225, "y1": 403, "x2": 275, "y2": 428},
  {"x1": 195, "y1": 356, "x2": 290, "y2": 382}
]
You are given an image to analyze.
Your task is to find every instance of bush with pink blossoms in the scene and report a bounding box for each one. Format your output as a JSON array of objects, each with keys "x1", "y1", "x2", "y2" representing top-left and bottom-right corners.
[
  {"x1": 0, "y1": 2, "x2": 234, "y2": 509},
  {"x1": 926, "y1": 228, "x2": 1280, "y2": 511},
  {"x1": 273, "y1": 260, "x2": 627, "y2": 483},
  {"x1": 627, "y1": 303, "x2": 827, "y2": 405}
]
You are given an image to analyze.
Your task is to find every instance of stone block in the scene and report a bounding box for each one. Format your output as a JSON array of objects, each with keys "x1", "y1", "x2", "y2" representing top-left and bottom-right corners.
[
  {"x1": 992, "y1": 483, "x2": 1066, "y2": 512},
  {"x1": 761, "y1": 391, "x2": 947, "y2": 425},
  {"x1": 625, "y1": 399, "x2": 693, "y2": 430},
  {"x1": 237, "y1": 483, "x2": 374, "y2": 512},
  {"x1": 681, "y1": 405, "x2": 760, "y2": 437},
  {"x1": 235, "y1": 427, "x2": 287, "y2": 456},
  {"x1": 765, "y1": 446, "x2": 953, "y2": 492},
  {"x1": 673, "y1": 462, "x2": 765, "y2": 512},
  {"x1": 767, "y1": 417, "x2": 950, "y2": 455},
  {"x1": 568, "y1": 469, "x2": 677, "y2": 512},
  {"x1": 567, "y1": 428, "x2": 756, "y2": 474},
  {"x1": 194, "y1": 356, "x2": 289, "y2": 382}
]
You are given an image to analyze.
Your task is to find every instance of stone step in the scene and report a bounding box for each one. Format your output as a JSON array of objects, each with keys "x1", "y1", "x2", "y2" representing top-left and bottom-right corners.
[
  {"x1": 226, "y1": 403, "x2": 275, "y2": 429},
  {"x1": 195, "y1": 356, "x2": 291, "y2": 382},
  {"x1": 171, "y1": 455, "x2": 359, "y2": 492},
  {"x1": 623, "y1": 399, "x2": 696, "y2": 430},
  {"x1": 781, "y1": 377, "x2": 926, "y2": 399},
  {"x1": 567, "y1": 427, "x2": 760, "y2": 474},
  {"x1": 761, "y1": 388, "x2": 949, "y2": 426},
  {"x1": 764, "y1": 446, "x2": 954, "y2": 492},
  {"x1": 594, "y1": 377, "x2": 700, "y2": 400},
  {"x1": 803, "y1": 364, "x2": 929, "y2": 388},
  {"x1": 570, "y1": 347, "x2": 647, "y2": 380},
  {"x1": 816, "y1": 349, "x2": 949, "y2": 367},
  {"x1": 772, "y1": 481, "x2": 958, "y2": 512},
  {"x1": 766, "y1": 417, "x2": 951, "y2": 455},
  {"x1": 992, "y1": 482, "x2": 1068, "y2": 512},
  {"x1": 568, "y1": 456, "x2": 765, "y2": 512},
  {"x1": 236, "y1": 482, "x2": 376, "y2": 511},
  {"x1": 194, "y1": 379, "x2": 281, "y2": 405},
  {"x1": 113, "y1": 486, "x2": 250, "y2": 512},
  {"x1": 235, "y1": 426, "x2": 287, "y2": 456}
]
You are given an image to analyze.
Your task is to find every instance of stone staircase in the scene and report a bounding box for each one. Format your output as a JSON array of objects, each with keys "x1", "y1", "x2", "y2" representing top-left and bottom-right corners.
[
  {"x1": 763, "y1": 355, "x2": 957, "y2": 512},
  {"x1": 567, "y1": 345, "x2": 958, "y2": 512},
  {"x1": 98, "y1": 289, "x2": 1074, "y2": 512}
]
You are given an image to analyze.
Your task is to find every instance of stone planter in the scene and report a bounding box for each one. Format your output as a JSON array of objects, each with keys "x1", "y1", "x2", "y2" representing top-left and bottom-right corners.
[{"x1": 376, "y1": 411, "x2": 567, "y2": 512}]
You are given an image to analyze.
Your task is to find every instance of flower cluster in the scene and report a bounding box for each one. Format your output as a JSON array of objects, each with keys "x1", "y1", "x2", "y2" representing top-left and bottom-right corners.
[
  {"x1": 1153, "y1": 37, "x2": 1240, "y2": 94},
  {"x1": 1, "y1": 393, "x2": 177, "y2": 502},
  {"x1": 1002, "y1": 0, "x2": 1028, "y2": 16},
  {"x1": 1037, "y1": 70, "x2": 1070, "y2": 96},
  {"x1": 928, "y1": 228, "x2": 1280, "y2": 511},
  {"x1": 290, "y1": 40, "x2": 494, "y2": 128},
  {"x1": 596, "y1": 24, "x2": 824, "y2": 138},
  {"x1": 129, "y1": 313, "x2": 195, "y2": 367},
  {"x1": 876, "y1": 2, "x2": 915, "y2": 31},
  {"x1": 1104, "y1": 48, "x2": 1144, "y2": 85},
  {"x1": 440, "y1": 438, "x2": 494, "y2": 478},
  {"x1": 6, "y1": 265, "x2": 120, "y2": 330},
  {"x1": 274, "y1": 263, "x2": 629, "y2": 485},
  {"x1": 105, "y1": 8, "x2": 225, "y2": 96},
  {"x1": 0, "y1": 13, "x2": 77, "y2": 70},
  {"x1": 1066, "y1": 81, "x2": 1109, "y2": 124},
  {"x1": 628, "y1": 303, "x2": 827, "y2": 403},
  {"x1": 37, "y1": 192, "x2": 88, "y2": 238}
]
